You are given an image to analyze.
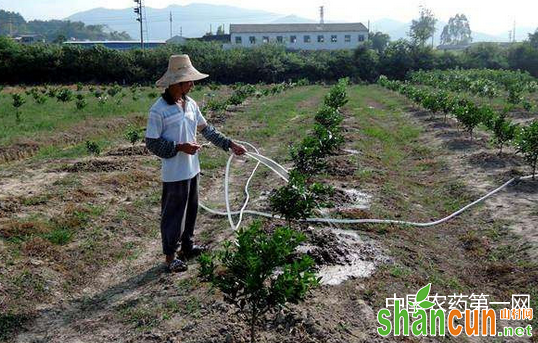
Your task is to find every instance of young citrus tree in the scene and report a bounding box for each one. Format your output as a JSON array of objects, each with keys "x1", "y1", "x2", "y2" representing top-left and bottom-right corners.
[
  {"x1": 11, "y1": 93, "x2": 25, "y2": 123},
  {"x1": 56, "y1": 88, "x2": 74, "y2": 102},
  {"x1": 314, "y1": 105, "x2": 343, "y2": 128},
  {"x1": 269, "y1": 170, "x2": 333, "y2": 223},
  {"x1": 486, "y1": 111, "x2": 518, "y2": 155},
  {"x1": 198, "y1": 222, "x2": 319, "y2": 343},
  {"x1": 75, "y1": 94, "x2": 87, "y2": 111},
  {"x1": 85, "y1": 140, "x2": 101, "y2": 155},
  {"x1": 515, "y1": 120, "x2": 538, "y2": 179},
  {"x1": 324, "y1": 78, "x2": 349, "y2": 109}
]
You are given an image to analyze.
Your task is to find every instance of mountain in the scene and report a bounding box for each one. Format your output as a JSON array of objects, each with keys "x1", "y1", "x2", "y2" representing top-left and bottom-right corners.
[
  {"x1": 66, "y1": 3, "x2": 289, "y2": 40},
  {"x1": 271, "y1": 15, "x2": 316, "y2": 24},
  {"x1": 0, "y1": 9, "x2": 131, "y2": 41},
  {"x1": 65, "y1": 4, "x2": 536, "y2": 43}
]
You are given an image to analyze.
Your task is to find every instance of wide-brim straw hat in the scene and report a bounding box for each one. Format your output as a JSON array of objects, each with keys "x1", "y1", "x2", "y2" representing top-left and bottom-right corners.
[{"x1": 156, "y1": 54, "x2": 209, "y2": 87}]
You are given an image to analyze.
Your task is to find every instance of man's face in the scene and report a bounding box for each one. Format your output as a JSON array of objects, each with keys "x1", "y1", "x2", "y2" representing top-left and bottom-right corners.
[
  {"x1": 169, "y1": 81, "x2": 194, "y2": 99},
  {"x1": 180, "y1": 81, "x2": 194, "y2": 94}
]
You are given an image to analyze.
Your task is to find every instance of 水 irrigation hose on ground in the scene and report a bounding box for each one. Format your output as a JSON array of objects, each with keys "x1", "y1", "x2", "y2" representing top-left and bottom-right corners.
[{"x1": 198, "y1": 141, "x2": 534, "y2": 230}]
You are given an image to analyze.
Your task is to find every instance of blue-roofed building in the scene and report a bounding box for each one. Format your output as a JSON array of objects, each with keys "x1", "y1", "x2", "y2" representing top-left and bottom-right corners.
[{"x1": 63, "y1": 40, "x2": 166, "y2": 50}]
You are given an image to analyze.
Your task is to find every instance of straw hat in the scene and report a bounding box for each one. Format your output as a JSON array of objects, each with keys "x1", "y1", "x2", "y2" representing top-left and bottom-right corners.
[{"x1": 156, "y1": 54, "x2": 209, "y2": 87}]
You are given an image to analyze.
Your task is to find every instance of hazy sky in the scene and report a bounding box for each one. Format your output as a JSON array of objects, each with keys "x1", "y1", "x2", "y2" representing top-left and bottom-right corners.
[{"x1": 1, "y1": 0, "x2": 536, "y2": 35}]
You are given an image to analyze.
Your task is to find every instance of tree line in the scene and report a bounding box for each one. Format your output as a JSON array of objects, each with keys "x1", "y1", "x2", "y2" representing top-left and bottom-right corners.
[{"x1": 0, "y1": 33, "x2": 537, "y2": 85}]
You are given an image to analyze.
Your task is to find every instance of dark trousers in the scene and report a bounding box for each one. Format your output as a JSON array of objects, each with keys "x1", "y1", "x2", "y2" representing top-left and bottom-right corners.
[{"x1": 161, "y1": 173, "x2": 199, "y2": 256}]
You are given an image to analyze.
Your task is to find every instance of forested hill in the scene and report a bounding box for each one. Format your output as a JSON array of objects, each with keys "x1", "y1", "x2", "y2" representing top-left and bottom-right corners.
[{"x1": 0, "y1": 10, "x2": 132, "y2": 42}]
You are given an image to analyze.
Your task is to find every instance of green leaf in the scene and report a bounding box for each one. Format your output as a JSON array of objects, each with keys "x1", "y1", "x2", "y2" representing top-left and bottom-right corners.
[
  {"x1": 415, "y1": 283, "x2": 431, "y2": 303},
  {"x1": 418, "y1": 300, "x2": 435, "y2": 309}
]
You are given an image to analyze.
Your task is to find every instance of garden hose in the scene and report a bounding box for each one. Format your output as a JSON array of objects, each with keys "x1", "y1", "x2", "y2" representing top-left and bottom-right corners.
[{"x1": 199, "y1": 141, "x2": 534, "y2": 230}]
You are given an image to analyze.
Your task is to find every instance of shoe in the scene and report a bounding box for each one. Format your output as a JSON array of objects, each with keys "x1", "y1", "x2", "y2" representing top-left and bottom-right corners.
[
  {"x1": 166, "y1": 259, "x2": 188, "y2": 273},
  {"x1": 178, "y1": 244, "x2": 207, "y2": 259}
]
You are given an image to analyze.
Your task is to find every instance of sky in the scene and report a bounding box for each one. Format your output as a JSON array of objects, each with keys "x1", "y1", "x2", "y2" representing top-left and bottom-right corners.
[{"x1": 0, "y1": 0, "x2": 536, "y2": 35}]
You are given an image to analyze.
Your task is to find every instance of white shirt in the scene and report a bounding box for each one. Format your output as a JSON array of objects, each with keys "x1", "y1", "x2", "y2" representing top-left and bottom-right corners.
[{"x1": 145, "y1": 96, "x2": 207, "y2": 182}]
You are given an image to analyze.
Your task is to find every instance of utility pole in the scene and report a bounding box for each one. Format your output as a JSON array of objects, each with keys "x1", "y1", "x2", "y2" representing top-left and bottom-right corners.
[
  {"x1": 9, "y1": 13, "x2": 13, "y2": 37},
  {"x1": 170, "y1": 11, "x2": 173, "y2": 38},
  {"x1": 180, "y1": 26, "x2": 183, "y2": 37},
  {"x1": 513, "y1": 20, "x2": 516, "y2": 42},
  {"x1": 134, "y1": 0, "x2": 144, "y2": 49},
  {"x1": 319, "y1": 6, "x2": 324, "y2": 24}
]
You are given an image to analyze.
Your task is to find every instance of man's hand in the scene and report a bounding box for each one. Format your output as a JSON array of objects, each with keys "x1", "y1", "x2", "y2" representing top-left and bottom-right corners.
[
  {"x1": 176, "y1": 142, "x2": 201, "y2": 155},
  {"x1": 230, "y1": 141, "x2": 247, "y2": 156}
]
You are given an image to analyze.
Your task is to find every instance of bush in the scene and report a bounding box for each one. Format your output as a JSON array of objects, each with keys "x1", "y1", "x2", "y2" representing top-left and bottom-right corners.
[
  {"x1": 125, "y1": 126, "x2": 142, "y2": 145},
  {"x1": 515, "y1": 120, "x2": 538, "y2": 179},
  {"x1": 47, "y1": 87, "x2": 59, "y2": 98},
  {"x1": 85, "y1": 140, "x2": 101, "y2": 155},
  {"x1": 35, "y1": 94, "x2": 48, "y2": 105},
  {"x1": 269, "y1": 170, "x2": 332, "y2": 222},
  {"x1": 313, "y1": 123, "x2": 344, "y2": 155},
  {"x1": 56, "y1": 88, "x2": 74, "y2": 102},
  {"x1": 107, "y1": 83, "x2": 122, "y2": 97},
  {"x1": 289, "y1": 136, "x2": 326, "y2": 174},
  {"x1": 203, "y1": 98, "x2": 228, "y2": 112},
  {"x1": 315, "y1": 105, "x2": 343, "y2": 129},
  {"x1": 12, "y1": 93, "x2": 25, "y2": 108},
  {"x1": 522, "y1": 100, "x2": 534, "y2": 112},
  {"x1": 507, "y1": 85, "x2": 524, "y2": 104},
  {"x1": 198, "y1": 221, "x2": 319, "y2": 343},
  {"x1": 324, "y1": 78, "x2": 349, "y2": 109},
  {"x1": 11, "y1": 93, "x2": 25, "y2": 123},
  {"x1": 75, "y1": 93, "x2": 87, "y2": 110},
  {"x1": 487, "y1": 112, "x2": 518, "y2": 154}
]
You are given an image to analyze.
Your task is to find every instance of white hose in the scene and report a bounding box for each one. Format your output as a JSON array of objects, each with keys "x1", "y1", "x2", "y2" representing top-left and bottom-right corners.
[{"x1": 199, "y1": 142, "x2": 535, "y2": 230}]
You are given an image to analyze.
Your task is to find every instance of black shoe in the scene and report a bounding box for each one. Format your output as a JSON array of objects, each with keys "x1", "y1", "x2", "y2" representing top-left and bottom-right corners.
[
  {"x1": 178, "y1": 244, "x2": 207, "y2": 259},
  {"x1": 166, "y1": 259, "x2": 188, "y2": 273}
]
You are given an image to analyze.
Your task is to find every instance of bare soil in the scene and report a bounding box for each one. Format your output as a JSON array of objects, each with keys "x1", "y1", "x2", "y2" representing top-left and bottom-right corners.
[
  {"x1": 2, "y1": 85, "x2": 537, "y2": 343},
  {"x1": 406, "y1": 105, "x2": 538, "y2": 258}
]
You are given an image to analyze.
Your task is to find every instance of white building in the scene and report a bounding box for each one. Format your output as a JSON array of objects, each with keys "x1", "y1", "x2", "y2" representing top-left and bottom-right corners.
[{"x1": 229, "y1": 23, "x2": 369, "y2": 50}]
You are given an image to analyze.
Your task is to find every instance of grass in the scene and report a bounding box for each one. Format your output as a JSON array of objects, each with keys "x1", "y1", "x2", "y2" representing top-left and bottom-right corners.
[
  {"x1": 117, "y1": 301, "x2": 161, "y2": 331},
  {"x1": 348, "y1": 85, "x2": 538, "y2": 336},
  {"x1": 117, "y1": 294, "x2": 199, "y2": 331},
  {"x1": 2, "y1": 82, "x2": 537, "y2": 341},
  {"x1": 234, "y1": 85, "x2": 327, "y2": 156},
  {"x1": 0, "y1": 86, "x2": 206, "y2": 146}
]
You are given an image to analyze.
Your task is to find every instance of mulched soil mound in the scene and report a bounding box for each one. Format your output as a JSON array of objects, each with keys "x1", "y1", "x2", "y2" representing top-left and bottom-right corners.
[
  {"x1": 0, "y1": 142, "x2": 40, "y2": 163},
  {"x1": 467, "y1": 151, "x2": 525, "y2": 170},
  {"x1": 323, "y1": 158, "x2": 357, "y2": 177},
  {"x1": 0, "y1": 197, "x2": 20, "y2": 218},
  {"x1": 61, "y1": 159, "x2": 130, "y2": 173},
  {"x1": 105, "y1": 146, "x2": 151, "y2": 156}
]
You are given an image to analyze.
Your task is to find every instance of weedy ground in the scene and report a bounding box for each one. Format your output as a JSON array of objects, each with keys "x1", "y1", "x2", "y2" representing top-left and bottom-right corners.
[{"x1": 0, "y1": 84, "x2": 537, "y2": 342}]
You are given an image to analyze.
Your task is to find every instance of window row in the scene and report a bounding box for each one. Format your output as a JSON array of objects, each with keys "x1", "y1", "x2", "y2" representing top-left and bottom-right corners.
[{"x1": 235, "y1": 34, "x2": 366, "y2": 44}]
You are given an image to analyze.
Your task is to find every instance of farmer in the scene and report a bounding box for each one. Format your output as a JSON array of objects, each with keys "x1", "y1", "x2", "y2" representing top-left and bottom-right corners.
[{"x1": 145, "y1": 54, "x2": 246, "y2": 272}]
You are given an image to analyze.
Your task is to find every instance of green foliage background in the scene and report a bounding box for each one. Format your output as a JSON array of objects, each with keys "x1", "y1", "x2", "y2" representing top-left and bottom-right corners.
[{"x1": 1, "y1": 35, "x2": 538, "y2": 85}]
